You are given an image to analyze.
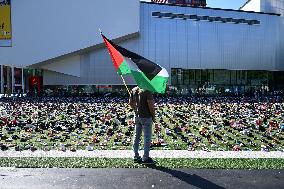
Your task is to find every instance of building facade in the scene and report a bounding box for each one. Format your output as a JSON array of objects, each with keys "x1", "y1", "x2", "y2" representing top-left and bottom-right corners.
[{"x1": 0, "y1": 0, "x2": 283, "y2": 95}]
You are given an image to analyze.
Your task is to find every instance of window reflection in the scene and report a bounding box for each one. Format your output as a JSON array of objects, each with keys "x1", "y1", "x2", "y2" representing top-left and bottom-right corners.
[{"x1": 171, "y1": 68, "x2": 284, "y2": 95}]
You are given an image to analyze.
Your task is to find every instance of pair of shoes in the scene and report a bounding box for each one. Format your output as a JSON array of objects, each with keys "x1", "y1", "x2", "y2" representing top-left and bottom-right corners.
[
  {"x1": 142, "y1": 157, "x2": 156, "y2": 165},
  {"x1": 133, "y1": 156, "x2": 142, "y2": 163}
]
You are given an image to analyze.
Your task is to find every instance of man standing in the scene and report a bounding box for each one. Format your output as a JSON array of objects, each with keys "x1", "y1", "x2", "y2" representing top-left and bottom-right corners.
[{"x1": 129, "y1": 86, "x2": 155, "y2": 164}]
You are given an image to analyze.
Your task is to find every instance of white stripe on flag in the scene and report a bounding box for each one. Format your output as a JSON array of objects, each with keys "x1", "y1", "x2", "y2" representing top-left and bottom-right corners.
[
  {"x1": 125, "y1": 56, "x2": 168, "y2": 79},
  {"x1": 157, "y1": 67, "x2": 169, "y2": 78}
]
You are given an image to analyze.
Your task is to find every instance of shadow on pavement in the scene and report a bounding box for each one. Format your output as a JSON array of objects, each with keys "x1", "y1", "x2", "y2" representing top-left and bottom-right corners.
[{"x1": 146, "y1": 165, "x2": 225, "y2": 189}]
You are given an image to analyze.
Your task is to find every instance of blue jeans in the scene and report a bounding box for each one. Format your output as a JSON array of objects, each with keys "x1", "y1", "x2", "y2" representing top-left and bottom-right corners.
[{"x1": 133, "y1": 117, "x2": 153, "y2": 160}]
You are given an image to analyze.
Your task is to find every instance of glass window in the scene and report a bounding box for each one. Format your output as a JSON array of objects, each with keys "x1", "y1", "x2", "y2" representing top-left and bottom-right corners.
[
  {"x1": 232, "y1": 18, "x2": 239, "y2": 24},
  {"x1": 244, "y1": 20, "x2": 252, "y2": 25},
  {"x1": 220, "y1": 18, "x2": 227, "y2": 23},
  {"x1": 171, "y1": 68, "x2": 178, "y2": 86},
  {"x1": 214, "y1": 70, "x2": 231, "y2": 85},
  {"x1": 190, "y1": 15, "x2": 198, "y2": 20},
  {"x1": 207, "y1": 69, "x2": 214, "y2": 84},
  {"x1": 201, "y1": 70, "x2": 208, "y2": 84},
  {"x1": 236, "y1": 70, "x2": 247, "y2": 85},
  {"x1": 177, "y1": 69, "x2": 183, "y2": 85},
  {"x1": 3, "y1": 66, "x2": 7, "y2": 88},
  {"x1": 183, "y1": 14, "x2": 191, "y2": 20},
  {"x1": 238, "y1": 19, "x2": 246, "y2": 24},
  {"x1": 208, "y1": 17, "x2": 214, "y2": 22},
  {"x1": 189, "y1": 70, "x2": 196, "y2": 85},
  {"x1": 226, "y1": 18, "x2": 233, "y2": 23},
  {"x1": 201, "y1": 16, "x2": 209, "y2": 21},
  {"x1": 184, "y1": 0, "x2": 190, "y2": 3},
  {"x1": 34, "y1": 69, "x2": 42, "y2": 76},
  {"x1": 248, "y1": 71, "x2": 268, "y2": 86},
  {"x1": 230, "y1": 70, "x2": 237, "y2": 85},
  {"x1": 183, "y1": 69, "x2": 190, "y2": 85},
  {"x1": 195, "y1": 70, "x2": 202, "y2": 87},
  {"x1": 152, "y1": 12, "x2": 161, "y2": 17},
  {"x1": 253, "y1": 20, "x2": 260, "y2": 25},
  {"x1": 273, "y1": 71, "x2": 284, "y2": 89},
  {"x1": 168, "y1": 0, "x2": 177, "y2": 4},
  {"x1": 195, "y1": 16, "x2": 202, "y2": 21},
  {"x1": 164, "y1": 13, "x2": 173, "y2": 18},
  {"x1": 14, "y1": 68, "x2": 22, "y2": 85},
  {"x1": 176, "y1": 14, "x2": 185, "y2": 19},
  {"x1": 171, "y1": 14, "x2": 177, "y2": 19},
  {"x1": 214, "y1": 17, "x2": 222, "y2": 22}
]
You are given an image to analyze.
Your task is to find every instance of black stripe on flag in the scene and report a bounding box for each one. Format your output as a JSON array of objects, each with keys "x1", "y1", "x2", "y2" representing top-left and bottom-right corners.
[{"x1": 102, "y1": 35, "x2": 162, "y2": 81}]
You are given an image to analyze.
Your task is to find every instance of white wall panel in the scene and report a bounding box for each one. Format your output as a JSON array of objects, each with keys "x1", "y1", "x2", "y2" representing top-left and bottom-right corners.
[
  {"x1": 0, "y1": 0, "x2": 139, "y2": 67},
  {"x1": 142, "y1": 2, "x2": 280, "y2": 71},
  {"x1": 41, "y1": 55, "x2": 81, "y2": 77},
  {"x1": 260, "y1": 0, "x2": 284, "y2": 70}
]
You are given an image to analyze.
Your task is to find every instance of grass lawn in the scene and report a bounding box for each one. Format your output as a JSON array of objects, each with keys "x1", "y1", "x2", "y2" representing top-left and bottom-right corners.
[
  {"x1": 1, "y1": 98, "x2": 283, "y2": 152},
  {"x1": 0, "y1": 157, "x2": 284, "y2": 169},
  {"x1": 1, "y1": 98, "x2": 283, "y2": 170}
]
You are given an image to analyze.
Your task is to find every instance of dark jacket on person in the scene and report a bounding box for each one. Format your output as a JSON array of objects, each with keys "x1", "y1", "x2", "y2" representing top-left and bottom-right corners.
[{"x1": 130, "y1": 87, "x2": 153, "y2": 118}]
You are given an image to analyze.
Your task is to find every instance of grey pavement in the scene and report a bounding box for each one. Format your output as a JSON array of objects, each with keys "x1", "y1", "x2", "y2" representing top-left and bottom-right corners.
[{"x1": 0, "y1": 167, "x2": 283, "y2": 189}]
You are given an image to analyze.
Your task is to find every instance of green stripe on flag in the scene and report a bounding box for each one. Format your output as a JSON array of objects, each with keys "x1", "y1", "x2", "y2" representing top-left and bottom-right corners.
[
  {"x1": 131, "y1": 71, "x2": 168, "y2": 94},
  {"x1": 117, "y1": 60, "x2": 131, "y2": 75}
]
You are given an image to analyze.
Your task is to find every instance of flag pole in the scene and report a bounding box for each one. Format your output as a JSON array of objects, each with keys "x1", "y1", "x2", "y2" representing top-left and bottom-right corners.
[{"x1": 120, "y1": 75, "x2": 131, "y2": 96}]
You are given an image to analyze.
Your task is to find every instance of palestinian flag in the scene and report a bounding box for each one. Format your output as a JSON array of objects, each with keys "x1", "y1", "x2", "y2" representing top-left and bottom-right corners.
[{"x1": 101, "y1": 34, "x2": 169, "y2": 94}]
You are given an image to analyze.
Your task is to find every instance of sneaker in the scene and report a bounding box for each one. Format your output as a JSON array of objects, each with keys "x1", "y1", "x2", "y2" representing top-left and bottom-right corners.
[
  {"x1": 133, "y1": 156, "x2": 142, "y2": 163},
  {"x1": 142, "y1": 157, "x2": 156, "y2": 165}
]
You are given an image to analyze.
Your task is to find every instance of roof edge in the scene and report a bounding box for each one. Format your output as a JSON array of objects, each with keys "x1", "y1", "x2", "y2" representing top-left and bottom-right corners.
[
  {"x1": 29, "y1": 32, "x2": 140, "y2": 68},
  {"x1": 140, "y1": 1, "x2": 280, "y2": 16}
]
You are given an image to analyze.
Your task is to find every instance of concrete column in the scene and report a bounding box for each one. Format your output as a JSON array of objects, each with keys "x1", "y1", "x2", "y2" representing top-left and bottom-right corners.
[
  {"x1": 22, "y1": 67, "x2": 25, "y2": 93},
  {"x1": 0, "y1": 65, "x2": 4, "y2": 94},
  {"x1": 11, "y1": 66, "x2": 15, "y2": 93}
]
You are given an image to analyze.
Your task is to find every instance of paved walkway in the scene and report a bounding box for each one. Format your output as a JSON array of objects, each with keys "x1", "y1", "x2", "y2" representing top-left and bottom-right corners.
[
  {"x1": 0, "y1": 150, "x2": 283, "y2": 158},
  {"x1": 0, "y1": 168, "x2": 283, "y2": 189}
]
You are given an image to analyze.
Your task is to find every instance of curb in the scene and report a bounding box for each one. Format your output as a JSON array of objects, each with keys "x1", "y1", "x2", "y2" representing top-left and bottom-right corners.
[{"x1": 1, "y1": 150, "x2": 283, "y2": 158}]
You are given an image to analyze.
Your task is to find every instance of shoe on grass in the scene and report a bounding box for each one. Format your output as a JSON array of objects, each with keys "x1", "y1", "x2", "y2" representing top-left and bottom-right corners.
[
  {"x1": 70, "y1": 146, "x2": 76, "y2": 152},
  {"x1": 43, "y1": 146, "x2": 50, "y2": 151},
  {"x1": 142, "y1": 157, "x2": 156, "y2": 165},
  {"x1": 133, "y1": 156, "x2": 142, "y2": 163},
  {"x1": 30, "y1": 146, "x2": 37, "y2": 152},
  {"x1": 15, "y1": 145, "x2": 22, "y2": 151},
  {"x1": 0, "y1": 144, "x2": 8, "y2": 151},
  {"x1": 60, "y1": 144, "x2": 66, "y2": 152},
  {"x1": 87, "y1": 144, "x2": 94, "y2": 151}
]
